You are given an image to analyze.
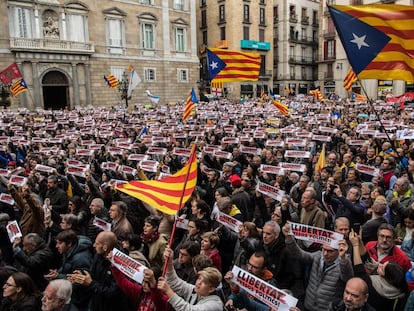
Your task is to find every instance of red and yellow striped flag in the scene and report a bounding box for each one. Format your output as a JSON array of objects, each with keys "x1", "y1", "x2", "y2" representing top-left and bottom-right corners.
[
  {"x1": 272, "y1": 100, "x2": 289, "y2": 116},
  {"x1": 182, "y1": 88, "x2": 197, "y2": 123},
  {"x1": 343, "y1": 68, "x2": 357, "y2": 92},
  {"x1": 116, "y1": 145, "x2": 198, "y2": 215},
  {"x1": 310, "y1": 89, "x2": 324, "y2": 101}
]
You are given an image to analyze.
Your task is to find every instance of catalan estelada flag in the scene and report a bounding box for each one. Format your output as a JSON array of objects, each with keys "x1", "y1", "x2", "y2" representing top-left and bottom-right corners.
[
  {"x1": 116, "y1": 145, "x2": 198, "y2": 215},
  {"x1": 10, "y1": 78, "x2": 28, "y2": 97},
  {"x1": 328, "y1": 5, "x2": 414, "y2": 82},
  {"x1": 315, "y1": 144, "x2": 327, "y2": 172},
  {"x1": 352, "y1": 92, "x2": 367, "y2": 102},
  {"x1": 104, "y1": 74, "x2": 119, "y2": 88},
  {"x1": 182, "y1": 88, "x2": 197, "y2": 123},
  {"x1": 272, "y1": 100, "x2": 289, "y2": 116},
  {"x1": 343, "y1": 68, "x2": 357, "y2": 92},
  {"x1": 207, "y1": 48, "x2": 261, "y2": 82}
]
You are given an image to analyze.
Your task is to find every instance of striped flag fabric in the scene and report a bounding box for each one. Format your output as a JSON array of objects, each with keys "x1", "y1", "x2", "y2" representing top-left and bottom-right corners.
[
  {"x1": 352, "y1": 92, "x2": 367, "y2": 102},
  {"x1": 146, "y1": 90, "x2": 160, "y2": 104},
  {"x1": 310, "y1": 89, "x2": 324, "y2": 101},
  {"x1": 328, "y1": 5, "x2": 414, "y2": 82},
  {"x1": 116, "y1": 144, "x2": 198, "y2": 215},
  {"x1": 104, "y1": 74, "x2": 119, "y2": 88},
  {"x1": 260, "y1": 86, "x2": 265, "y2": 101},
  {"x1": 127, "y1": 65, "x2": 141, "y2": 97},
  {"x1": 207, "y1": 48, "x2": 261, "y2": 82},
  {"x1": 343, "y1": 68, "x2": 357, "y2": 92},
  {"x1": 10, "y1": 78, "x2": 28, "y2": 97},
  {"x1": 272, "y1": 100, "x2": 289, "y2": 116},
  {"x1": 315, "y1": 144, "x2": 327, "y2": 172},
  {"x1": 182, "y1": 88, "x2": 198, "y2": 123},
  {"x1": 285, "y1": 85, "x2": 291, "y2": 95}
]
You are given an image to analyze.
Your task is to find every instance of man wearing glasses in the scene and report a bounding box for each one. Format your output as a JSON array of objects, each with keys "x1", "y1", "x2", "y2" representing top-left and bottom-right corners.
[{"x1": 364, "y1": 223, "x2": 411, "y2": 273}]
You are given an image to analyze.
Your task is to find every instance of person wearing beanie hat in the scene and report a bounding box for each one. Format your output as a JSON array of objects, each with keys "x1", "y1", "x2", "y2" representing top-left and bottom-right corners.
[{"x1": 229, "y1": 174, "x2": 242, "y2": 188}]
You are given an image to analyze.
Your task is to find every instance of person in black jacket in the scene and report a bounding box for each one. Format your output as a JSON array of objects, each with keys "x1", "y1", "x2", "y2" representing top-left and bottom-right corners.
[
  {"x1": 67, "y1": 231, "x2": 129, "y2": 311},
  {"x1": 12, "y1": 233, "x2": 54, "y2": 291}
]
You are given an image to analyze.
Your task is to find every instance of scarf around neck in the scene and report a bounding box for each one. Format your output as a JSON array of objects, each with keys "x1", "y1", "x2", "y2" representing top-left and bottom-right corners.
[{"x1": 140, "y1": 231, "x2": 160, "y2": 244}]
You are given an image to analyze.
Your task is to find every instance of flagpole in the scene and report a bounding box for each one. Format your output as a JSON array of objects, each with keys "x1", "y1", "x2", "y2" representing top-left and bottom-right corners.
[
  {"x1": 162, "y1": 142, "x2": 197, "y2": 277},
  {"x1": 357, "y1": 78, "x2": 394, "y2": 148}
]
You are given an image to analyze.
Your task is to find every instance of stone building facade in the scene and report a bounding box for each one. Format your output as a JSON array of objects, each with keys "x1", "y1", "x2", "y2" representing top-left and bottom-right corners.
[{"x1": 1, "y1": 0, "x2": 199, "y2": 109}]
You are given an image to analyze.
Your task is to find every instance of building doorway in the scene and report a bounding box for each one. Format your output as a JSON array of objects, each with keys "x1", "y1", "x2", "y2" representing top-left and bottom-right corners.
[{"x1": 42, "y1": 71, "x2": 69, "y2": 110}]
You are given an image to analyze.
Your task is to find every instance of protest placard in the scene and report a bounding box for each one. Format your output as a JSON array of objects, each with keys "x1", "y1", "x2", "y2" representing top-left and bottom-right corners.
[
  {"x1": 9, "y1": 175, "x2": 27, "y2": 187},
  {"x1": 0, "y1": 193, "x2": 14, "y2": 206},
  {"x1": 6, "y1": 220, "x2": 22, "y2": 243},
  {"x1": 93, "y1": 216, "x2": 112, "y2": 232},
  {"x1": 355, "y1": 164, "x2": 380, "y2": 177},
  {"x1": 256, "y1": 181, "x2": 285, "y2": 202},
  {"x1": 288, "y1": 222, "x2": 343, "y2": 249},
  {"x1": 231, "y1": 266, "x2": 298, "y2": 311},
  {"x1": 176, "y1": 217, "x2": 189, "y2": 230},
  {"x1": 216, "y1": 211, "x2": 243, "y2": 233},
  {"x1": 260, "y1": 164, "x2": 284, "y2": 176},
  {"x1": 111, "y1": 248, "x2": 146, "y2": 284}
]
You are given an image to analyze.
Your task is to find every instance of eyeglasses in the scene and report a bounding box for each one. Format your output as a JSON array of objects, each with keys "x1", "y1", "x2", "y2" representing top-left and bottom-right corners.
[
  {"x1": 247, "y1": 262, "x2": 262, "y2": 270},
  {"x1": 378, "y1": 234, "x2": 393, "y2": 241},
  {"x1": 4, "y1": 282, "x2": 17, "y2": 288}
]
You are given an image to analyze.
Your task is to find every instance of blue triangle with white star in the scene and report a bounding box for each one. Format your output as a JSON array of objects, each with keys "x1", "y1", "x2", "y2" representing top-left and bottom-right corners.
[
  {"x1": 207, "y1": 49, "x2": 226, "y2": 81},
  {"x1": 328, "y1": 6, "x2": 391, "y2": 75}
]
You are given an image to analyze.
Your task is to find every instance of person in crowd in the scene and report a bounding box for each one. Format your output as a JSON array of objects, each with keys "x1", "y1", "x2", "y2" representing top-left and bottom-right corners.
[
  {"x1": 0, "y1": 271, "x2": 40, "y2": 311},
  {"x1": 109, "y1": 201, "x2": 133, "y2": 242},
  {"x1": 379, "y1": 157, "x2": 397, "y2": 195},
  {"x1": 229, "y1": 174, "x2": 250, "y2": 221},
  {"x1": 86, "y1": 198, "x2": 110, "y2": 243},
  {"x1": 157, "y1": 247, "x2": 223, "y2": 311},
  {"x1": 140, "y1": 216, "x2": 168, "y2": 277},
  {"x1": 387, "y1": 177, "x2": 414, "y2": 226},
  {"x1": 189, "y1": 199, "x2": 211, "y2": 227},
  {"x1": 41, "y1": 279, "x2": 78, "y2": 311},
  {"x1": 329, "y1": 277, "x2": 375, "y2": 311},
  {"x1": 282, "y1": 223, "x2": 353, "y2": 311},
  {"x1": 396, "y1": 208, "x2": 414, "y2": 244},
  {"x1": 224, "y1": 251, "x2": 278, "y2": 311},
  {"x1": 44, "y1": 175, "x2": 69, "y2": 215},
  {"x1": 233, "y1": 221, "x2": 261, "y2": 268},
  {"x1": 120, "y1": 233, "x2": 150, "y2": 267},
  {"x1": 173, "y1": 241, "x2": 200, "y2": 284},
  {"x1": 12, "y1": 233, "x2": 54, "y2": 291},
  {"x1": 361, "y1": 195, "x2": 388, "y2": 244},
  {"x1": 174, "y1": 219, "x2": 206, "y2": 257},
  {"x1": 200, "y1": 231, "x2": 221, "y2": 271},
  {"x1": 67, "y1": 231, "x2": 129, "y2": 311},
  {"x1": 60, "y1": 214, "x2": 82, "y2": 235},
  {"x1": 350, "y1": 230, "x2": 408, "y2": 310},
  {"x1": 364, "y1": 223, "x2": 411, "y2": 273},
  {"x1": 203, "y1": 170, "x2": 223, "y2": 209},
  {"x1": 67, "y1": 196, "x2": 89, "y2": 235}
]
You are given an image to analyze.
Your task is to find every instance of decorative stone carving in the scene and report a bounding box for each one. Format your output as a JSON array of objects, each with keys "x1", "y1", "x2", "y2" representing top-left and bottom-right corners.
[{"x1": 43, "y1": 10, "x2": 60, "y2": 38}]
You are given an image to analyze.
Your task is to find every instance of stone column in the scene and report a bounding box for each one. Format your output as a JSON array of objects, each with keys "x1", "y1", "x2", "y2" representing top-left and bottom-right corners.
[
  {"x1": 71, "y1": 63, "x2": 80, "y2": 108},
  {"x1": 84, "y1": 63, "x2": 91, "y2": 106},
  {"x1": 31, "y1": 62, "x2": 41, "y2": 109}
]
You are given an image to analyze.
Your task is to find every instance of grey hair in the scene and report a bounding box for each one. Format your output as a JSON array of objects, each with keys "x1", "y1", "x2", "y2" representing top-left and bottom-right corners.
[
  {"x1": 47, "y1": 279, "x2": 72, "y2": 304},
  {"x1": 264, "y1": 220, "x2": 281, "y2": 234}
]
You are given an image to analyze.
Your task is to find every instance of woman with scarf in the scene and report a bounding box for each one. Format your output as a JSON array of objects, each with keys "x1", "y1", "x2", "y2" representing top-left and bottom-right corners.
[
  {"x1": 141, "y1": 216, "x2": 168, "y2": 278},
  {"x1": 350, "y1": 230, "x2": 408, "y2": 311}
]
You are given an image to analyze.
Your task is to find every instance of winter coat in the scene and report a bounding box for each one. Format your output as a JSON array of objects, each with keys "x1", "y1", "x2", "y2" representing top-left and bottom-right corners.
[
  {"x1": 58, "y1": 235, "x2": 92, "y2": 275},
  {"x1": 365, "y1": 241, "x2": 411, "y2": 273},
  {"x1": 165, "y1": 268, "x2": 223, "y2": 311},
  {"x1": 13, "y1": 242, "x2": 54, "y2": 290},
  {"x1": 44, "y1": 187, "x2": 69, "y2": 215},
  {"x1": 0, "y1": 295, "x2": 41, "y2": 311},
  {"x1": 145, "y1": 233, "x2": 168, "y2": 276},
  {"x1": 285, "y1": 239, "x2": 353, "y2": 311},
  {"x1": 111, "y1": 217, "x2": 134, "y2": 242}
]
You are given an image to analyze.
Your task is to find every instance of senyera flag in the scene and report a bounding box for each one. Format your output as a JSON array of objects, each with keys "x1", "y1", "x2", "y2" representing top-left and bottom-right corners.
[
  {"x1": 116, "y1": 145, "x2": 197, "y2": 215},
  {"x1": 328, "y1": 4, "x2": 414, "y2": 82}
]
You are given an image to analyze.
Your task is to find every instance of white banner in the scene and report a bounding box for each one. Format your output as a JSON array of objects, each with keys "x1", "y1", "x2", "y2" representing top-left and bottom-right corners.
[
  {"x1": 6, "y1": 220, "x2": 22, "y2": 243},
  {"x1": 111, "y1": 248, "x2": 146, "y2": 284},
  {"x1": 288, "y1": 222, "x2": 343, "y2": 249},
  {"x1": 256, "y1": 181, "x2": 285, "y2": 202},
  {"x1": 231, "y1": 266, "x2": 298, "y2": 311},
  {"x1": 93, "y1": 217, "x2": 112, "y2": 231},
  {"x1": 355, "y1": 163, "x2": 379, "y2": 177},
  {"x1": 216, "y1": 211, "x2": 243, "y2": 233}
]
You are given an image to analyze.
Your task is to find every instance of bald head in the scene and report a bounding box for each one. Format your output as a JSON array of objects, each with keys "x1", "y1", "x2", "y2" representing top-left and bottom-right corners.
[
  {"x1": 343, "y1": 278, "x2": 369, "y2": 310},
  {"x1": 94, "y1": 231, "x2": 117, "y2": 255}
]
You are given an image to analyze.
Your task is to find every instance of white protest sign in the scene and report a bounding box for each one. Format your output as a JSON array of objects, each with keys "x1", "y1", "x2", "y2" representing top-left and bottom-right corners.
[
  {"x1": 93, "y1": 217, "x2": 112, "y2": 231},
  {"x1": 111, "y1": 248, "x2": 146, "y2": 284},
  {"x1": 260, "y1": 164, "x2": 284, "y2": 176},
  {"x1": 6, "y1": 220, "x2": 22, "y2": 243},
  {"x1": 288, "y1": 222, "x2": 343, "y2": 249},
  {"x1": 176, "y1": 217, "x2": 189, "y2": 230},
  {"x1": 9, "y1": 175, "x2": 27, "y2": 187},
  {"x1": 0, "y1": 193, "x2": 14, "y2": 206},
  {"x1": 279, "y1": 162, "x2": 306, "y2": 172},
  {"x1": 355, "y1": 163, "x2": 379, "y2": 177},
  {"x1": 231, "y1": 266, "x2": 298, "y2": 311},
  {"x1": 256, "y1": 181, "x2": 285, "y2": 202},
  {"x1": 216, "y1": 211, "x2": 243, "y2": 233},
  {"x1": 284, "y1": 150, "x2": 311, "y2": 159}
]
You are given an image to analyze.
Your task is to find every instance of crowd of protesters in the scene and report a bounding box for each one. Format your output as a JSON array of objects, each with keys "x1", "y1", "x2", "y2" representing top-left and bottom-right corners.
[{"x1": 0, "y1": 95, "x2": 414, "y2": 311}]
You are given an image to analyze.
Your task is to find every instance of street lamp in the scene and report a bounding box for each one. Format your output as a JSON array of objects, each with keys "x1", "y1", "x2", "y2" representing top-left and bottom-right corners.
[{"x1": 118, "y1": 70, "x2": 129, "y2": 108}]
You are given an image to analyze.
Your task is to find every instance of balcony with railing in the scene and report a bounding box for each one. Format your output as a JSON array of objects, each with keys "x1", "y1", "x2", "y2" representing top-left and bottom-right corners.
[
  {"x1": 323, "y1": 32, "x2": 336, "y2": 39},
  {"x1": 324, "y1": 71, "x2": 334, "y2": 79},
  {"x1": 288, "y1": 56, "x2": 316, "y2": 65},
  {"x1": 289, "y1": 34, "x2": 318, "y2": 46},
  {"x1": 301, "y1": 16, "x2": 309, "y2": 25},
  {"x1": 10, "y1": 37, "x2": 94, "y2": 54},
  {"x1": 289, "y1": 14, "x2": 298, "y2": 23}
]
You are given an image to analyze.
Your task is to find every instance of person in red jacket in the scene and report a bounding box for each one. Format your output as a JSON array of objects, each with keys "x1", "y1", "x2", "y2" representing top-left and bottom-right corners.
[
  {"x1": 110, "y1": 256, "x2": 171, "y2": 311},
  {"x1": 364, "y1": 223, "x2": 411, "y2": 273}
]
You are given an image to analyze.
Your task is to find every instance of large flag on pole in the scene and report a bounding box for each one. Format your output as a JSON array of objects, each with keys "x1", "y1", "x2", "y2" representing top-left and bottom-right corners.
[
  {"x1": 116, "y1": 145, "x2": 198, "y2": 215},
  {"x1": 315, "y1": 144, "x2": 327, "y2": 172},
  {"x1": 127, "y1": 65, "x2": 141, "y2": 97},
  {"x1": 343, "y1": 68, "x2": 357, "y2": 92},
  {"x1": 272, "y1": 100, "x2": 289, "y2": 116},
  {"x1": 146, "y1": 90, "x2": 160, "y2": 104},
  {"x1": 183, "y1": 88, "x2": 198, "y2": 123},
  {"x1": 0, "y1": 63, "x2": 22, "y2": 85},
  {"x1": 207, "y1": 48, "x2": 261, "y2": 82},
  {"x1": 104, "y1": 74, "x2": 120, "y2": 88},
  {"x1": 328, "y1": 5, "x2": 414, "y2": 82}
]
